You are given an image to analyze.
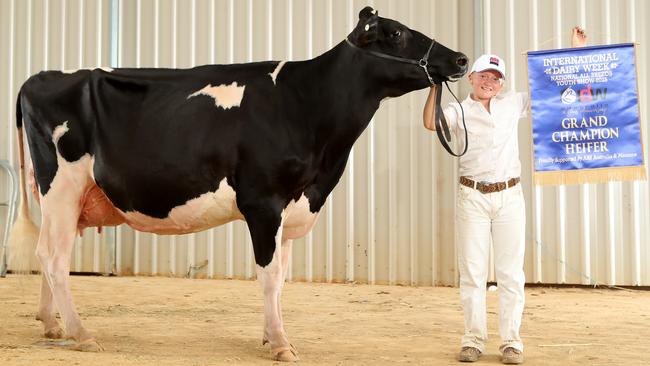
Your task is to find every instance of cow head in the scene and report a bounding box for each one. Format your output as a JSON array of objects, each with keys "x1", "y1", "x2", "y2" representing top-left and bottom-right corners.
[{"x1": 347, "y1": 7, "x2": 468, "y2": 93}]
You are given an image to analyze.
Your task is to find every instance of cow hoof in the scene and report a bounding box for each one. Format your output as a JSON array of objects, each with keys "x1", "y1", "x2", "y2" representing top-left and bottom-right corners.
[
  {"x1": 273, "y1": 348, "x2": 299, "y2": 362},
  {"x1": 44, "y1": 326, "x2": 65, "y2": 339},
  {"x1": 73, "y1": 339, "x2": 104, "y2": 352}
]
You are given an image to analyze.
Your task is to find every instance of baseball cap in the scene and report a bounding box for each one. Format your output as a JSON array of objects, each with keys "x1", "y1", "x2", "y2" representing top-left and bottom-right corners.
[{"x1": 470, "y1": 54, "x2": 506, "y2": 79}]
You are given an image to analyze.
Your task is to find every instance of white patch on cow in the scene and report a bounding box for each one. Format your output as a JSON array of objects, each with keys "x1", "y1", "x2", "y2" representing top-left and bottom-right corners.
[
  {"x1": 44, "y1": 154, "x2": 94, "y2": 202},
  {"x1": 48, "y1": 123, "x2": 95, "y2": 194},
  {"x1": 98, "y1": 67, "x2": 114, "y2": 72},
  {"x1": 268, "y1": 61, "x2": 286, "y2": 85},
  {"x1": 52, "y1": 121, "x2": 69, "y2": 144},
  {"x1": 41, "y1": 153, "x2": 94, "y2": 260},
  {"x1": 187, "y1": 82, "x2": 246, "y2": 110},
  {"x1": 37, "y1": 147, "x2": 95, "y2": 342},
  {"x1": 256, "y1": 217, "x2": 296, "y2": 360},
  {"x1": 61, "y1": 70, "x2": 78, "y2": 74},
  {"x1": 364, "y1": 24, "x2": 370, "y2": 31},
  {"x1": 122, "y1": 178, "x2": 243, "y2": 234},
  {"x1": 282, "y1": 194, "x2": 319, "y2": 240}
]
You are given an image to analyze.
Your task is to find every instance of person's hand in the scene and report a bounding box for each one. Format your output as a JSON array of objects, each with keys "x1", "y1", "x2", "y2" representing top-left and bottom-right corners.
[{"x1": 571, "y1": 26, "x2": 587, "y2": 47}]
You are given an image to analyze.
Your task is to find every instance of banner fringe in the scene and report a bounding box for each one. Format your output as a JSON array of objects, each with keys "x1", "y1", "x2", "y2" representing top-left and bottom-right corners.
[{"x1": 534, "y1": 166, "x2": 647, "y2": 186}]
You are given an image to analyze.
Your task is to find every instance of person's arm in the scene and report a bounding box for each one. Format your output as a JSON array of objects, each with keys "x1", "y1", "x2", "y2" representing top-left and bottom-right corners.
[
  {"x1": 423, "y1": 85, "x2": 439, "y2": 131},
  {"x1": 571, "y1": 26, "x2": 587, "y2": 47},
  {"x1": 522, "y1": 28, "x2": 586, "y2": 119},
  {"x1": 423, "y1": 85, "x2": 459, "y2": 132},
  {"x1": 518, "y1": 92, "x2": 530, "y2": 118}
]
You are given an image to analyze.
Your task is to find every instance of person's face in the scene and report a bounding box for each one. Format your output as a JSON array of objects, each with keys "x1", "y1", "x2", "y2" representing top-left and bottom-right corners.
[{"x1": 468, "y1": 70, "x2": 504, "y2": 100}]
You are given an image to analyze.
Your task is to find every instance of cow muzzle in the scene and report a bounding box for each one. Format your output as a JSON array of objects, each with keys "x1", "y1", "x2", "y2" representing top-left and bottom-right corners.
[{"x1": 443, "y1": 53, "x2": 469, "y2": 82}]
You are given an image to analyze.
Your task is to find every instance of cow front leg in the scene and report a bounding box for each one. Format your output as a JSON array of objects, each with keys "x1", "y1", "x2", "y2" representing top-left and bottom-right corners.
[
  {"x1": 278, "y1": 238, "x2": 292, "y2": 330},
  {"x1": 262, "y1": 239, "x2": 297, "y2": 355},
  {"x1": 243, "y1": 201, "x2": 298, "y2": 362}
]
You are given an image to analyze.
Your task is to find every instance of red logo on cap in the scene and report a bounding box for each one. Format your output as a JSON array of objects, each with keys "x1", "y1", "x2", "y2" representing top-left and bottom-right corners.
[{"x1": 489, "y1": 57, "x2": 500, "y2": 66}]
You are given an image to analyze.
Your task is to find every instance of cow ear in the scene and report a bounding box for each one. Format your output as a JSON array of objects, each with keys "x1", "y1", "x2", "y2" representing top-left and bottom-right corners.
[
  {"x1": 352, "y1": 7, "x2": 379, "y2": 46},
  {"x1": 359, "y1": 6, "x2": 378, "y2": 21}
]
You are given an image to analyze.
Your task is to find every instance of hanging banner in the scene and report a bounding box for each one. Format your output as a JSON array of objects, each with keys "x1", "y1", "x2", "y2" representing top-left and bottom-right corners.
[{"x1": 527, "y1": 43, "x2": 646, "y2": 185}]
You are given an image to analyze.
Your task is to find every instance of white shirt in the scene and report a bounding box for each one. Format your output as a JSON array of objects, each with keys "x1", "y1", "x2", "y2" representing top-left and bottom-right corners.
[{"x1": 443, "y1": 91, "x2": 529, "y2": 183}]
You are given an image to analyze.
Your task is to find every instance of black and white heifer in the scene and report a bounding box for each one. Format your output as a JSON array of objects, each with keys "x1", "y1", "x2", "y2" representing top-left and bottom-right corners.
[{"x1": 10, "y1": 6, "x2": 467, "y2": 361}]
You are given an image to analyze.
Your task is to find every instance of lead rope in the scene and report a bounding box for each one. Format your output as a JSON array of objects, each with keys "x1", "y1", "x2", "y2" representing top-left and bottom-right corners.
[{"x1": 434, "y1": 81, "x2": 468, "y2": 157}]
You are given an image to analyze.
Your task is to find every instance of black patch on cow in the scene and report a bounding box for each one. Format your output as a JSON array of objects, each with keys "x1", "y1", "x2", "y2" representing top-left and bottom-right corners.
[{"x1": 17, "y1": 8, "x2": 467, "y2": 267}]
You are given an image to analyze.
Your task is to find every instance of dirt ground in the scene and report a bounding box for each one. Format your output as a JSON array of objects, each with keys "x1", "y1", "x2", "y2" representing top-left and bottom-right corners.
[{"x1": 1, "y1": 276, "x2": 649, "y2": 366}]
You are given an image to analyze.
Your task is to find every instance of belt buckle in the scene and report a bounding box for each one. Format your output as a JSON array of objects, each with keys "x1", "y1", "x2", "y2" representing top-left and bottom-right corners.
[{"x1": 478, "y1": 181, "x2": 489, "y2": 194}]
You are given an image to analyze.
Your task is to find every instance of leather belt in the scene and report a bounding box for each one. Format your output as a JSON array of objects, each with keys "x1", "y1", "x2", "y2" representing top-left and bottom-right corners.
[{"x1": 459, "y1": 176, "x2": 520, "y2": 194}]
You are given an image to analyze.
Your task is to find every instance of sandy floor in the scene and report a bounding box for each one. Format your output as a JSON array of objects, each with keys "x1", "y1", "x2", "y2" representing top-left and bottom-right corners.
[{"x1": 1, "y1": 276, "x2": 649, "y2": 365}]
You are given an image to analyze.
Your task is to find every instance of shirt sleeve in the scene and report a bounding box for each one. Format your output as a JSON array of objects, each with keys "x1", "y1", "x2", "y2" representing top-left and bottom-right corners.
[{"x1": 517, "y1": 92, "x2": 530, "y2": 119}]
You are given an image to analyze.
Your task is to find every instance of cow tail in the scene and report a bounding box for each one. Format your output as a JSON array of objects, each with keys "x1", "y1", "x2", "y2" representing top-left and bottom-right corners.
[
  {"x1": 16, "y1": 90, "x2": 23, "y2": 128},
  {"x1": 15, "y1": 91, "x2": 29, "y2": 216},
  {"x1": 8, "y1": 90, "x2": 40, "y2": 275}
]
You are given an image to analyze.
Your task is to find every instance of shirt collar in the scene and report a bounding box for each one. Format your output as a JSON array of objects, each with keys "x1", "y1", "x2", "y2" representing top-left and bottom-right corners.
[{"x1": 464, "y1": 91, "x2": 508, "y2": 109}]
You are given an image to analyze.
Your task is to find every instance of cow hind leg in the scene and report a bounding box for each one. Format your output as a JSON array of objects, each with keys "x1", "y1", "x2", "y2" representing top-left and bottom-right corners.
[
  {"x1": 35, "y1": 272, "x2": 65, "y2": 339},
  {"x1": 36, "y1": 211, "x2": 103, "y2": 352},
  {"x1": 35, "y1": 169, "x2": 103, "y2": 351},
  {"x1": 34, "y1": 222, "x2": 64, "y2": 340},
  {"x1": 242, "y1": 201, "x2": 298, "y2": 362}
]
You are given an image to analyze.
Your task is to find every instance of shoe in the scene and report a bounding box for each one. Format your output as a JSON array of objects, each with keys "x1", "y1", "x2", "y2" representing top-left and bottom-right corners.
[
  {"x1": 458, "y1": 346, "x2": 482, "y2": 362},
  {"x1": 501, "y1": 347, "x2": 524, "y2": 364}
]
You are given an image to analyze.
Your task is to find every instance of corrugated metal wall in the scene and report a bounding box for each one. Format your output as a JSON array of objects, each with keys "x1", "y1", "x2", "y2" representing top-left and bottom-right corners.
[
  {"x1": 0, "y1": 0, "x2": 116, "y2": 275},
  {"x1": 1, "y1": 0, "x2": 648, "y2": 286},
  {"x1": 487, "y1": 0, "x2": 650, "y2": 286}
]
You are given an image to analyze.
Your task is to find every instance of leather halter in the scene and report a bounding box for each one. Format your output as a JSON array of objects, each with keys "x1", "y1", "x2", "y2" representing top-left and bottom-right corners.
[
  {"x1": 345, "y1": 37, "x2": 437, "y2": 85},
  {"x1": 344, "y1": 37, "x2": 468, "y2": 157}
]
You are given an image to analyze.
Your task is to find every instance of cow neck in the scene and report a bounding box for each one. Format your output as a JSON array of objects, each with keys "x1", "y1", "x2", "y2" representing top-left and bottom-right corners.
[{"x1": 286, "y1": 41, "x2": 389, "y2": 145}]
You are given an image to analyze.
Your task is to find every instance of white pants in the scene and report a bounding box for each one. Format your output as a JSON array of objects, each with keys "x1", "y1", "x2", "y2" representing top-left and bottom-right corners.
[{"x1": 455, "y1": 183, "x2": 526, "y2": 353}]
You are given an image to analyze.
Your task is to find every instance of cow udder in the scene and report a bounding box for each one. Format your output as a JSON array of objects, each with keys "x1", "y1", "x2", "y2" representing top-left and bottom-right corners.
[{"x1": 77, "y1": 184, "x2": 126, "y2": 233}]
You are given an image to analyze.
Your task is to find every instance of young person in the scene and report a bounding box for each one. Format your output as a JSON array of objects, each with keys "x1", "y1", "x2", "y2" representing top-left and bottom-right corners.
[{"x1": 423, "y1": 27, "x2": 587, "y2": 364}]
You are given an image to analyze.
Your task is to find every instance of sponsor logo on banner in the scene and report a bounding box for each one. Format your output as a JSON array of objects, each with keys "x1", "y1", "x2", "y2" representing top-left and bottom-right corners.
[{"x1": 561, "y1": 85, "x2": 607, "y2": 104}]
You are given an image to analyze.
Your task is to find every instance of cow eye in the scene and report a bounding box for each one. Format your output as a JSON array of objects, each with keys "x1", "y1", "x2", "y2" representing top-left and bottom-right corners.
[{"x1": 391, "y1": 30, "x2": 402, "y2": 38}]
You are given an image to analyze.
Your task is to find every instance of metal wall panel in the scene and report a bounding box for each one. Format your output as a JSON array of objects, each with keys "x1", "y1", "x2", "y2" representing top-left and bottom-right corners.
[
  {"x1": 482, "y1": 0, "x2": 650, "y2": 286},
  {"x1": 0, "y1": 0, "x2": 114, "y2": 275},
  {"x1": 105, "y1": 0, "x2": 466, "y2": 285},
  {"x1": 1, "y1": 0, "x2": 648, "y2": 286}
]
